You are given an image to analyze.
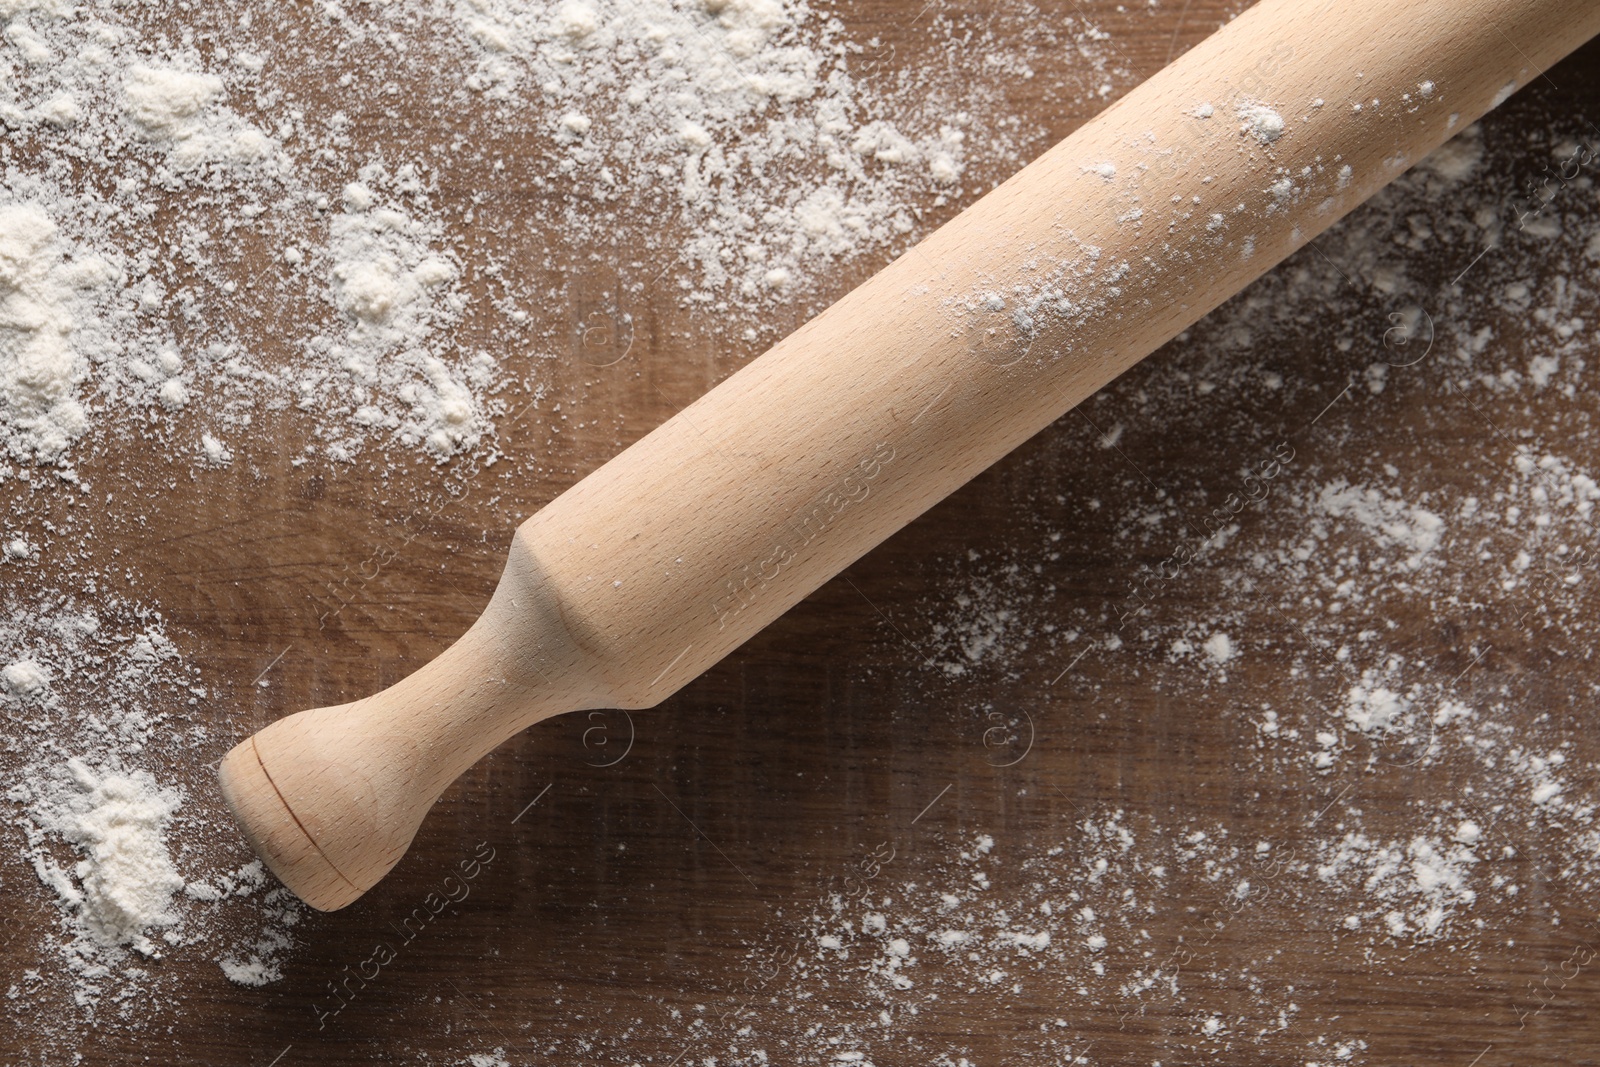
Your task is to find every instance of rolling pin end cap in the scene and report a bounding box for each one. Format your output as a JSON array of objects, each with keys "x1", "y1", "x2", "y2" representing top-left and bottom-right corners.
[{"x1": 217, "y1": 737, "x2": 367, "y2": 912}]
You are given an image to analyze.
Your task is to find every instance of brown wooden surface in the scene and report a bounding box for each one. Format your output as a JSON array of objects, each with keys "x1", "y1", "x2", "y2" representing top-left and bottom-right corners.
[{"x1": 6, "y1": 1, "x2": 1600, "y2": 1063}]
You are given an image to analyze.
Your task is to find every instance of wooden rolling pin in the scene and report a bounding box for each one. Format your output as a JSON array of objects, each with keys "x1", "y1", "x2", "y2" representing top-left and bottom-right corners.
[{"x1": 220, "y1": 0, "x2": 1600, "y2": 910}]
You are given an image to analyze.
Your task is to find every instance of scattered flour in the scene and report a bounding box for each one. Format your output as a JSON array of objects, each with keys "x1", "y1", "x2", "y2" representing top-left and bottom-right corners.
[
  {"x1": 4, "y1": 0, "x2": 1598, "y2": 1063},
  {"x1": 882, "y1": 105, "x2": 1600, "y2": 1067},
  {"x1": 2, "y1": 597, "x2": 303, "y2": 1018},
  {"x1": 321, "y1": 172, "x2": 485, "y2": 459},
  {"x1": 0, "y1": 15, "x2": 486, "y2": 471},
  {"x1": 0, "y1": 0, "x2": 1122, "y2": 476},
  {"x1": 694, "y1": 824, "x2": 1369, "y2": 1063},
  {"x1": 1, "y1": 0, "x2": 1128, "y2": 1047},
  {"x1": 1417, "y1": 123, "x2": 1484, "y2": 182},
  {"x1": 213, "y1": 861, "x2": 299, "y2": 987},
  {"x1": 430, "y1": 0, "x2": 1056, "y2": 297},
  {"x1": 121, "y1": 64, "x2": 277, "y2": 168},
  {"x1": 1314, "y1": 833, "x2": 1478, "y2": 939},
  {"x1": 1314, "y1": 479, "x2": 1444, "y2": 570},
  {"x1": 1343, "y1": 671, "x2": 1413, "y2": 733}
]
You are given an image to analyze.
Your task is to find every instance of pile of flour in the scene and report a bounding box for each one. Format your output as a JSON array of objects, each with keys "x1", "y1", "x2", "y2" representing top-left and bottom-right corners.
[
  {"x1": 0, "y1": 203, "x2": 113, "y2": 463},
  {"x1": 22, "y1": 759, "x2": 185, "y2": 956},
  {"x1": 1, "y1": 598, "x2": 302, "y2": 1019}
]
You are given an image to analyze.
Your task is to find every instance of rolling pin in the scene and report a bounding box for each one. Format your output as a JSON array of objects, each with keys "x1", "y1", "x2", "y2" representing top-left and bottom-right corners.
[{"x1": 220, "y1": 0, "x2": 1600, "y2": 911}]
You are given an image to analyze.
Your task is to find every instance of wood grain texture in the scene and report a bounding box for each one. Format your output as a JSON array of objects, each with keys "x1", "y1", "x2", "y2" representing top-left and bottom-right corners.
[{"x1": 6, "y1": 0, "x2": 1600, "y2": 1063}]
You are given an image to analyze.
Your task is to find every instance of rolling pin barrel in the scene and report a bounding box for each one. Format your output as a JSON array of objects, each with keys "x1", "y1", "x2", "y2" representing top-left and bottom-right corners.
[{"x1": 220, "y1": 0, "x2": 1600, "y2": 910}]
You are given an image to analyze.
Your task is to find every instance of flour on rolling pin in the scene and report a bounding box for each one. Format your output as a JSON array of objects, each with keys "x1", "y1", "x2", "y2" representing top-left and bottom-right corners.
[{"x1": 1235, "y1": 100, "x2": 1287, "y2": 143}]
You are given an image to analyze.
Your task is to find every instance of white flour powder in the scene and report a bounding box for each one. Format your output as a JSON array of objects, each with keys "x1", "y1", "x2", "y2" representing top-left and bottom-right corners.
[
  {"x1": 121, "y1": 64, "x2": 277, "y2": 168},
  {"x1": 0, "y1": 202, "x2": 111, "y2": 462},
  {"x1": 1236, "y1": 101, "x2": 1286, "y2": 144},
  {"x1": 24, "y1": 758, "x2": 184, "y2": 954},
  {"x1": 323, "y1": 173, "x2": 485, "y2": 459},
  {"x1": 0, "y1": 0, "x2": 1116, "y2": 474},
  {"x1": 0, "y1": 10, "x2": 488, "y2": 468},
  {"x1": 436, "y1": 0, "x2": 1039, "y2": 297},
  {"x1": 3, "y1": 599, "x2": 303, "y2": 1019},
  {"x1": 1315, "y1": 479, "x2": 1444, "y2": 570},
  {"x1": 891, "y1": 108, "x2": 1600, "y2": 1066}
]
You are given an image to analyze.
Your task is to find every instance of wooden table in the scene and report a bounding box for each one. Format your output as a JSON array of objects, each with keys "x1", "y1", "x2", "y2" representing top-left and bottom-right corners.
[{"x1": 7, "y1": 1, "x2": 1600, "y2": 1063}]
